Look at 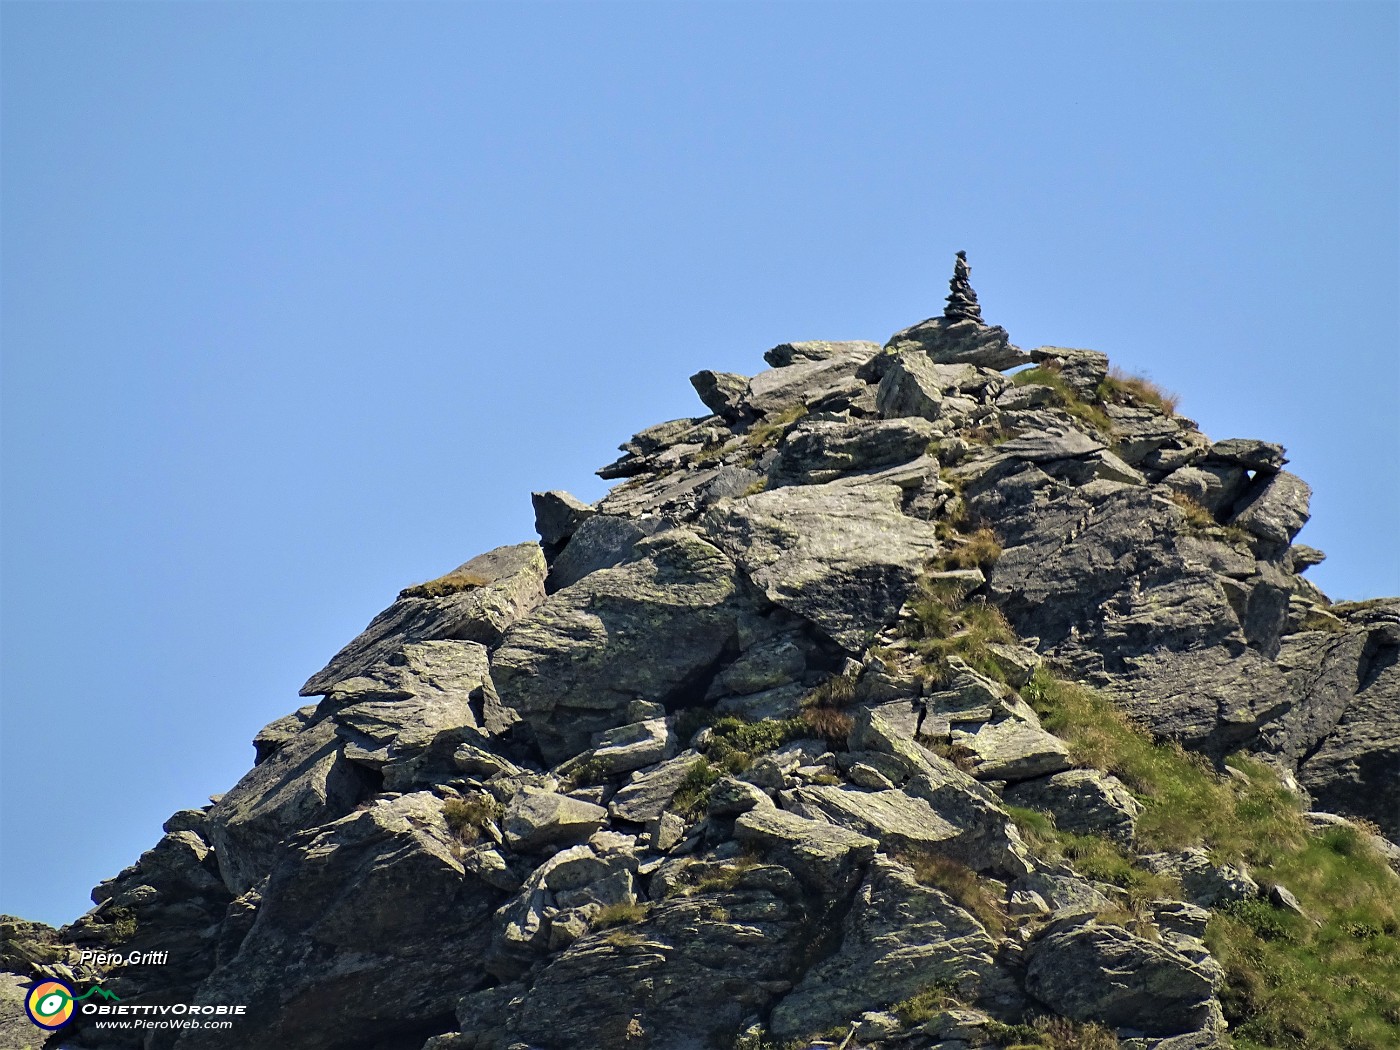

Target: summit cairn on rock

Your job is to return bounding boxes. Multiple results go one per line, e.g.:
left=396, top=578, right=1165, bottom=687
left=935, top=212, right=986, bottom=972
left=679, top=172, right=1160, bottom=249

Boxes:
left=3, top=265, right=1397, bottom=1050
left=944, top=249, right=984, bottom=322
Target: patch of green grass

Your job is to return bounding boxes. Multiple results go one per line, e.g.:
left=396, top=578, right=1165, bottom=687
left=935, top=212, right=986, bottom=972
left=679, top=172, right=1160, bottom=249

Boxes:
left=1096, top=366, right=1179, bottom=416
left=902, top=573, right=1018, bottom=685
left=1021, top=667, right=1400, bottom=1048
left=743, top=404, right=808, bottom=451
left=987, top=1015, right=1120, bottom=1049
left=1010, top=364, right=1112, bottom=434
left=671, top=758, right=723, bottom=819
left=892, top=981, right=960, bottom=1024
left=1168, top=491, right=1253, bottom=546
left=399, top=569, right=491, bottom=600
left=592, top=901, right=647, bottom=929
left=442, top=794, right=504, bottom=845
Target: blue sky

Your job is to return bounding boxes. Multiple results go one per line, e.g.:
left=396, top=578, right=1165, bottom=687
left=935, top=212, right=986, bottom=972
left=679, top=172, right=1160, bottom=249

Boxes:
left=2, top=2, right=1395, bottom=926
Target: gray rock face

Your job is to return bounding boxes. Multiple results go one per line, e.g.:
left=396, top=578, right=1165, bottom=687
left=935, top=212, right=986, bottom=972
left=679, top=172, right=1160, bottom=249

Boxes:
left=702, top=482, right=939, bottom=651
left=785, top=784, right=963, bottom=854
left=1029, top=347, right=1109, bottom=399
left=492, top=529, right=755, bottom=763
left=885, top=317, right=1031, bottom=371
left=1026, top=917, right=1219, bottom=1035
left=746, top=345, right=881, bottom=418
left=300, top=542, right=546, bottom=696
left=172, top=793, right=498, bottom=1050
left=608, top=752, right=700, bottom=824
left=769, top=857, right=1002, bottom=1038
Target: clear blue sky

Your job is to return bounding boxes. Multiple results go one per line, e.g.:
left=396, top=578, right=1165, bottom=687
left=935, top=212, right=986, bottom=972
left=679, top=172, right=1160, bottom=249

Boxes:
left=2, top=3, right=1396, bottom=927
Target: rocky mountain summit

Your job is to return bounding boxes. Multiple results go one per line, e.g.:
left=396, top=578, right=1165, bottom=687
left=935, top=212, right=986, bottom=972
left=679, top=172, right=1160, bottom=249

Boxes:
left=5, top=258, right=1398, bottom=1050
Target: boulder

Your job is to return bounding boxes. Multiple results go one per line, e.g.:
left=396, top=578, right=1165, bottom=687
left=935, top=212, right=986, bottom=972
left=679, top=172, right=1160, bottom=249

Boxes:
left=785, top=785, right=964, bottom=854
left=964, top=720, right=1071, bottom=782
left=300, top=542, right=546, bottom=696
left=588, top=717, right=673, bottom=777
left=770, top=418, right=937, bottom=480
left=885, top=317, right=1031, bottom=371
left=532, top=490, right=595, bottom=551
left=765, top=340, right=881, bottom=367
left=608, top=753, right=700, bottom=824
left=1228, top=470, right=1311, bottom=546
left=1207, top=438, right=1286, bottom=472
left=1026, top=917, right=1218, bottom=1035
left=746, top=347, right=880, bottom=418
left=1142, top=848, right=1259, bottom=907
left=1029, top=347, right=1109, bottom=399
left=702, top=482, right=939, bottom=651
left=690, top=370, right=750, bottom=421
left=503, top=789, right=608, bottom=852
left=1004, top=769, right=1143, bottom=842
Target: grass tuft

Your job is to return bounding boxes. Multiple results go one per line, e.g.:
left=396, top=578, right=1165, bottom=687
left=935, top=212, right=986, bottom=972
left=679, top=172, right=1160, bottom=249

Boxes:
left=1011, top=363, right=1113, bottom=433
left=1097, top=366, right=1179, bottom=416
left=592, top=901, right=647, bottom=929
left=897, top=850, right=1006, bottom=936
left=399, top=569, right=491, bottom=600
left=442, top=794, right=504, bottom=845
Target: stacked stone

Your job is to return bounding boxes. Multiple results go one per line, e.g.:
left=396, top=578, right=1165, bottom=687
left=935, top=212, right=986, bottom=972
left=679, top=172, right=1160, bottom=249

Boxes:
left=944, top=249, right=984, bottom=322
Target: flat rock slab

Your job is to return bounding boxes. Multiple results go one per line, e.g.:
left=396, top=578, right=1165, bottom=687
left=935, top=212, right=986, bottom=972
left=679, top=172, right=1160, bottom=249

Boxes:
left=734, top=807, right=876, bottom=893
left=786, top=785, right=961, bottom=854
left=965, top=720, right=1071, bottom=781
left=703, top=482, right=939, bottom=651
left=301, top=542, right=545, bottom=696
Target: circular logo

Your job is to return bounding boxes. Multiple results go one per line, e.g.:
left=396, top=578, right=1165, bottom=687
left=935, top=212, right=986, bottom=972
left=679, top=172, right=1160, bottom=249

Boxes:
left=25, top=979, right=76, bottom=1030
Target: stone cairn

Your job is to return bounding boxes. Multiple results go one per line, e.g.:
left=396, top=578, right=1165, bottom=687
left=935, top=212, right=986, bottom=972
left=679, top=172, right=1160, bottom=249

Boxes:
left=944, top=249, right=984, bottom=323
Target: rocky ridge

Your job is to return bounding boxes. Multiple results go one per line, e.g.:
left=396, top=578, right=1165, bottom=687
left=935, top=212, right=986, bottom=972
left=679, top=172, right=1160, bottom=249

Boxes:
left=4, top=271, right=1398, bottom=1050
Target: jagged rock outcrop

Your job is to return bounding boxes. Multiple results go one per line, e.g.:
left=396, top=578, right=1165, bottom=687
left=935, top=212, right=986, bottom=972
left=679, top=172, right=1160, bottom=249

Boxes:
left=6, top=260, right=1395, bottom=1050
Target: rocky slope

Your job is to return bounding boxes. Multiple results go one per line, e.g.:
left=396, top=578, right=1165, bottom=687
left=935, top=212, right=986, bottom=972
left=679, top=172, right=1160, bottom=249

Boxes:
left=5, top=275, right=1398, bottom=1050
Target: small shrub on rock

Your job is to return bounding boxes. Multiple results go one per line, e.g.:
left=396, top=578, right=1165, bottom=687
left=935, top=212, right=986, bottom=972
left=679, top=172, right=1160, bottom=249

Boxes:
left=442, top=794, right=503, bottom=845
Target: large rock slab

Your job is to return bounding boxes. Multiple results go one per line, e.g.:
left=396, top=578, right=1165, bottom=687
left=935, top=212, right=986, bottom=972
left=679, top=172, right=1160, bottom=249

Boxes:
left=785, top=785, right=962, bottom=854
left=300, top=542, right=546, bottom=696
left=504, top=789, right=608, bottom=853
left=884, top=317, right=1030, bottom=371
left=770, top=418, right=937, bottom=480
left=964, top=720, right=1072, bottom=782
left=608, top=752, right=699, bottom=824
left=1026, top=916, right=1219, bottom=1035
left=702, top=482, right=940, bottom=651
left=765, top=340, right=881, bottom=367
left=734, top=807, right=877, bottom=893
left=1228, top=470, right=1311, bottom=546
left=491, top=529, right=756, bottom=763
left=769, top=857, right=1003, bottom=1038
left=171, top=793, right=498, bottom=1050
left=746, top=346, right=880, bottom=418
left=545, top=513, right=653, bottom=592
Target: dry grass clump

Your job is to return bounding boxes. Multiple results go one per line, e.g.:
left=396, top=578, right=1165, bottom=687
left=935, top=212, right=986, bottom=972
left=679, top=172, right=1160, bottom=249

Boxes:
left=1098, top=366, right=1179, bottom=416
left=400, top=569, right=491, bottom=600
left=897, top=850, right=1006, bottom=936
left=442, top=794, right=503, bottom=845
left=592, top=901, right=647, bottom=929
left=934, top=526, right=1003, bottom=570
